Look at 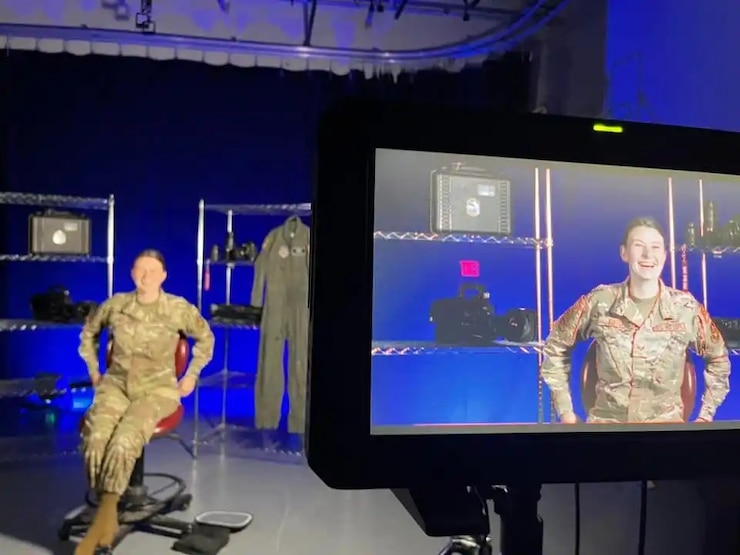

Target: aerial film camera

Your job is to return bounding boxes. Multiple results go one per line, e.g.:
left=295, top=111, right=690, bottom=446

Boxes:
left=430, top=164, right=512, bottom=236
left=429, top=285, right=537, bottom=346
left=30, top=287, right=99, bottom=324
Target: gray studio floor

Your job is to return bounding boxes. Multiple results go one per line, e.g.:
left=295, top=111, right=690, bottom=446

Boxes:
left=0, top=420, right=711, bottom=555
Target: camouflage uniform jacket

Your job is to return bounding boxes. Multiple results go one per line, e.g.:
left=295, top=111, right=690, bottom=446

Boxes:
left=541, top=280, right=730, bottom=423
left=79, top=291, right=215, bottom=389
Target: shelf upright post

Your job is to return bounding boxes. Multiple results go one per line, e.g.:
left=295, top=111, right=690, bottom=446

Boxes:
left=106, top=194, right=115, bottom=299
left=193, top=199, right=206, bottom=457
left=667, top=178, right=677, bottom=289
left=698, top=179, right=709, bottom=309
left=534, top=169, right=543, bottom=424
left=544, top=168, right=556, bottom=423
left=222, top=209, right=235, bottom=434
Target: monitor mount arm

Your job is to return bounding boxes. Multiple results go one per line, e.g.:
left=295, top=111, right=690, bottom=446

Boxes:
left=395, top=484, right=543, bottom=555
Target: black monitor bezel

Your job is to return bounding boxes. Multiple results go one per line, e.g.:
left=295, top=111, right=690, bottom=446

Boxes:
left=308, top=98, right=740, bottom=489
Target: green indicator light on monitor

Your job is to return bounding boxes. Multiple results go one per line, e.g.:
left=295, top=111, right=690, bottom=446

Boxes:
left=593, top=123, right=624, bottom=133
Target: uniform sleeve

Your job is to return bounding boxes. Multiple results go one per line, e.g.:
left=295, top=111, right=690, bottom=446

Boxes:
left=182, top=303, right=215, bottom=380
left=540, top=294, right=595, bottom=418
left=78, top=299, right=114, bottom=379
left=691, top=303, right=730, bottom=421
left=250, top=233, right=272, bottom=307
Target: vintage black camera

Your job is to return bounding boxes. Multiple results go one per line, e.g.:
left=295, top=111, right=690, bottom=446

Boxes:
left=687, top=201, right=740, bottom=248
left=429, top=284, right=537, bottom=346
left=210, top=233, right=258, bottom=263
left=430, top=163, right=512, bottom=236
left=30, top=287, right=99, bottom=324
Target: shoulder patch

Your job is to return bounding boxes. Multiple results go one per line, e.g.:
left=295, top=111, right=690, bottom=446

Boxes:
left=697, top=303, right=723, bottom=344
left=555, top=294, right=590, bottom=326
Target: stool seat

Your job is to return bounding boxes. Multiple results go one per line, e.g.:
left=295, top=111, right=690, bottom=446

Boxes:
left=78, top=404, right=184, bottom=438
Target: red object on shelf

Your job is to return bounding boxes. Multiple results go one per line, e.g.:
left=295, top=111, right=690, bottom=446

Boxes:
left=459, top=260, right=480, bottom=278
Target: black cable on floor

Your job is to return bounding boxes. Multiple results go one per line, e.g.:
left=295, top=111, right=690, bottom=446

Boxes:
left=637, top=480, right=648, bottom=555
left=574, top=483, right=581, bottom=555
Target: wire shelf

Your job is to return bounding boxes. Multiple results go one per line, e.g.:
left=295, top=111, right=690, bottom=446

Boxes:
left=199, top=369, right=255, bottom=389
left=0, top=434, right=81, bottom=464
left=0, top=254, right=106, bottom=263
left=208, top=260, right=254, bottom=267
left=371, top=340, right=543, bottom=355
left=209, top=320, right=259, bottom=330
left=204, top=203, right=311, bottom=216
left=0, top=192, right=110, bottom=210
left=0, top=377, right=92, bottom=399
left=0, top=319, right=83, bottom=332
left=373, top=231, right=543, bottom=246
left=686, top=245, right=740, bottom=256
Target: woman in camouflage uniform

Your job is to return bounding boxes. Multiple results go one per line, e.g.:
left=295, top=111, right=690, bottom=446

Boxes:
left=75, top=250, right=215, bottom=555
left=541, top=218, right=730, bottom=424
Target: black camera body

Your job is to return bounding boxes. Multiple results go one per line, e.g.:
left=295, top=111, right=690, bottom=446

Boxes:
left=30, top=287, right=99, bottom=324
left=430, top=284, right=537, bottom=346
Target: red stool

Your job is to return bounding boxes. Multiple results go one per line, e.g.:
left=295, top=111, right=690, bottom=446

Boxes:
left=59, top=332, right=194, bottom=547
left=580, top=341, right=697, bottom=422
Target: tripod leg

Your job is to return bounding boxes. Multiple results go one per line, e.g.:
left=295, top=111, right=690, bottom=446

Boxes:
left=493, top=484, right=543, bottom=555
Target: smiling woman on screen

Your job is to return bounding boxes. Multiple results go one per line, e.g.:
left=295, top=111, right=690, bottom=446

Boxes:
left=540, top=217, right=730, bottom=425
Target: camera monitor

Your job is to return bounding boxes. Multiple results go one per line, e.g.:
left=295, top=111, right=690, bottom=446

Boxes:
left=308, top=100, right=740, bottom=495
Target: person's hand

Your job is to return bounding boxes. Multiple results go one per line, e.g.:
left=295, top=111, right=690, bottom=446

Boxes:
left=560, top=411, right=579, bottom=424
left=178, top=375, right=197, bottom=398
left=91, top=373, right=102, bottom=388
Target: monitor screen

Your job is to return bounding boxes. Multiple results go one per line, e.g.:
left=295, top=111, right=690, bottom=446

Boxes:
left=371, top=147, right=740, bottom=435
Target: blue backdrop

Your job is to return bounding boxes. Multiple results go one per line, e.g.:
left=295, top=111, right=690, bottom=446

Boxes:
left=0, top=50, right=529, bottom=435
left=371, top=149, right=740, bottom=427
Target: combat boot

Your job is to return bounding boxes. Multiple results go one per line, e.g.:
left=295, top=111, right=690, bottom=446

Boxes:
left=73, top=491, right=120, bottom=555
left=95, top=492, right=121, bottom=549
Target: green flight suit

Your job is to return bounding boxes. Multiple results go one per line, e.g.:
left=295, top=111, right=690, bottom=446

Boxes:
left=250, top=217, right=310, bottom=433
left=78, top=291, right=215, bottom=494
left=541, top=279, right=730, bottom=423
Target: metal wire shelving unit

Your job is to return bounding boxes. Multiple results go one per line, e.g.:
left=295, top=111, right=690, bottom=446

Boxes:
left=669, top=178, right=740, bottom=357
left=192, top=200, right=311, bottom=457
left=0, top=192, right=115, bottom=461
left=372, top=168, right=556, bottom=423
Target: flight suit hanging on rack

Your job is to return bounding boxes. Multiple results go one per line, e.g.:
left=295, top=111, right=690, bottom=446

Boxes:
left=250, top=216, right=310, bottom=433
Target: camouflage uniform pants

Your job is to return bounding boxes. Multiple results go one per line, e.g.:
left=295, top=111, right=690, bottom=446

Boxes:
left=81, top=376, right=180, bottom=495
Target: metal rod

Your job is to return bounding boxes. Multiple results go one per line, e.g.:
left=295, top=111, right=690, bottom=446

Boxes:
left=285, top=0, right=552, bottom=19
left=106, top=194, right=115, bottom=299
left=698, top=179, right=708, bottom=309
left=197, top=200, right=205, bottom=312
left=303, top=0, right=318, bottom=46
left=533, top=168, right=543, bottom=424
left=667, top=177, right=676, bottom=289
left=193, top=199, right=206, bottom=458
left=544, top=168, right=555, bottom=423
left=222, top=210, right=234, bottom=432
